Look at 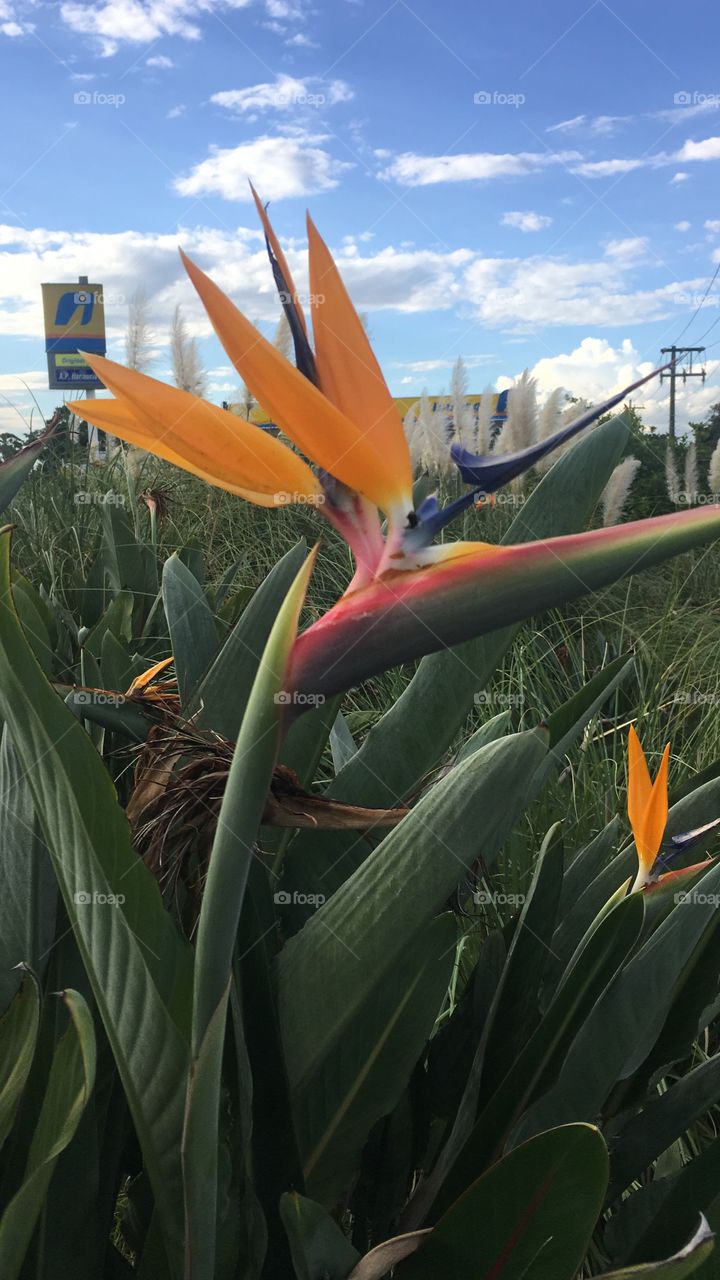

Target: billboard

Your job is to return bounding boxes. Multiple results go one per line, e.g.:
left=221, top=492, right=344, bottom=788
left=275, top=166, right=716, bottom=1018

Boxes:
left=41, top=282, right=106, bottom=390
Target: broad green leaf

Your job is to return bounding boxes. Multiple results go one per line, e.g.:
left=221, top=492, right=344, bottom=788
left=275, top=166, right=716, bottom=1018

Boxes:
left=192, top=540, right=308, bottom=740
left=12, top=582, right=53, bottom=676
left=183, top=550, right=315, bottom=1280
left=429, top=894, right=643, bottom=1221
left=0, top=526, right=190, bottom=1272
left=0, top=423, right=56, bottom=516
left=82, top=590, right=134, bottom=659
left=282, top=649, right=631, bottom=933
left=559, top=818, right=622, bottom=918
left=402, top=1124, right=608, bottom=1280
left=0, top=990, right=96, bottom=1280
left=278, top=730, right=547, bottom=1115
left=598, top=1216, right=714, bottom=1278
left=299, top=914, right=457, bottom=1206
left=607, top=1055, right=720, bottom=1202
left=279, top=1193, right=359, bottom=1280
left=407, top=826, right=564, bottom=1229
left=162, top=553, right=220, bottom=708
left=0, top=727, right=57, bottom=1011
left=0, top=976, right=40, bottom=1149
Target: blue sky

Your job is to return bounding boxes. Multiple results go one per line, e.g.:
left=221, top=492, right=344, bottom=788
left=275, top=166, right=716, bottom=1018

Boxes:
left=2, top=0, right=720, bottom=435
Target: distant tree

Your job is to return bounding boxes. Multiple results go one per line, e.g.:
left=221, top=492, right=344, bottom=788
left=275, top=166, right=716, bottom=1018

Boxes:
left=170, top=304, right=206, bottom=397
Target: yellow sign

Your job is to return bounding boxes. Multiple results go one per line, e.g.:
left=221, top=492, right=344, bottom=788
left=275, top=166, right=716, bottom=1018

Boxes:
left=41, top=283, right=106, bottom=344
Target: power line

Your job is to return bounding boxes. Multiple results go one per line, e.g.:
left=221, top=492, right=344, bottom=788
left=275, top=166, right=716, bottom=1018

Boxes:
left=674, top=260, right=720, bottom=344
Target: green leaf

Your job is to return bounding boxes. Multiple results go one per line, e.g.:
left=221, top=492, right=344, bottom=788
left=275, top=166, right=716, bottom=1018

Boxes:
left=279, top=1193, right=360, bottom=1280
left=0, top=422, right=56, bottom=516
left=0, top=727, right=57, bottom=1011
left=299, top=914, right=458, bottom=1206
left=0, top=526, right=191, bottom=1273
left=429, top=893, right=643, bottom=1221
left=192, top=540, right=308, bottom=740
left=82, top=590, right=134, bottom=659
left=0, top=989, right=96, bottom=1280
left=279, top=729, right=547, bottom=1193
left=597, top=1217, right=714, bottom=1278
left=401, top=1124, right=608, bottom=1280
left=607, top=1055, right=720, bottom=1202
left=162, top=553, right=220, bottom=708
left=183, top=549, right=316, bottom=1280
left=0, top=976, right=40, bottom=1149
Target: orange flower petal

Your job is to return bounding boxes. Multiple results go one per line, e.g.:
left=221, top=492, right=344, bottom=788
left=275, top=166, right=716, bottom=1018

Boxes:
left=640, top=742, right=670, bottom=864
left=306, top=214, right=412, bottom=505
left=72, top=356, right=322, bottom=508
left=627, top=725, right=653, bottom=859
left=126, top=656, right=174, bottom=695
left=179, top=250, right=399, bottom=514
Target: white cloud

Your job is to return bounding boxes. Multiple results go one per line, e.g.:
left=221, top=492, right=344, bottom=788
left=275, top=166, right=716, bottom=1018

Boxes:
left=671, top=171, right=689, bottom=183
left=379, top=149, right=580, bottom=186
left=210, top=75, right=352, bottom=115
left=146, top=53, right=174, bottom=67
left=676, top=135, right=720, bottom=162
left=286, top=32, right=317, bottom=46
left=705, top=220, right=720, bottom=233
left=501, top=210, right=552, bottom=233
left=675, top=220, right=691, bottom=232
left=546, top=114, right=586, bottom=134
left=572, top=157, right=646, bottom=178
left=604, top=236, right=649, bottom=261
left=462, top=252, right=708, bottom=330
left=174, top=134, right=352, bottom=201
left=167, top=103, right=185, bottom=118
left=59, top=0, right=251, bottom=55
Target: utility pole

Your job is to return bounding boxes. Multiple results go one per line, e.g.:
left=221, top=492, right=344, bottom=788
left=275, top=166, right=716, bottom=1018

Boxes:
left=660, top=346, right=706, bottom=440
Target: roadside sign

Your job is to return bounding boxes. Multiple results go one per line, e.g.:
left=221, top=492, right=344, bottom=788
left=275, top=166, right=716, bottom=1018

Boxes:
left=41, top=282, right=106, bottom=390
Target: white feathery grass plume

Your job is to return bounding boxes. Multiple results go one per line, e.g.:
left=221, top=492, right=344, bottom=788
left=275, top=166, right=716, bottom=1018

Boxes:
left=404, top=400, right=427, bottom=473
left=684, top=440, right=698, bottom=505
left=170, top=304, right=207, bottom=397
left=125, top=290, right=153, bottom=372
left=665, top=444, right=681, bottom=505
left=562, top=395, right=592, bottom=425
left=601, top=456, right=641, bottom=527
left=450, top=356, right=472, bottom=448
left=497, top=369, right=538, bottom=455
left=534, top=387, right=566, bottom=475
left=422, top=392, right=452, bottom=476
left=273, top=311, right=293, bottom=362
left=474, top=386, right=495, bottom=454
left=708, top=438, right=720, bottom=498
